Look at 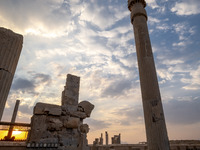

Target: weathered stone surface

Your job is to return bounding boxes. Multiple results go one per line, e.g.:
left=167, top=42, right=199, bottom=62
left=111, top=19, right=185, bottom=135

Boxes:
left=66, top=105, right=78, bottom=112
left=29, top=74, right=94, bottom=150
left=34, top=102, right=61, bottom=116
left=29, top=115, right=47, bottom=142
left=111, top=134, right=121, bottom=144
left=63, top=117, right=80, bottom=128
left=62, top=74, right=80, bottom=106
left=128, top=1, right=170, bottom=150
left=78, top=101, right=94, bottom=117
left=40, top=137, right=58, bottom=143
left=70, top=111, right=87, bottom=119
left=0, top=27, right=23, bottom=120
left=60, top=115, right=70, bottom=122
left=80, top=124, right=89, bottom=133
left=47, top=118, right=63, bottom=131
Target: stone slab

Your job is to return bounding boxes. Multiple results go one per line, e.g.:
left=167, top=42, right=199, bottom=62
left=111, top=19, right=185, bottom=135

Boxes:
left=34, top=102, right=61, bottom=116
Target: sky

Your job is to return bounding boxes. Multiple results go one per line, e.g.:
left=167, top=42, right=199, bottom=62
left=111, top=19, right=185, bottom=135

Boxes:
left=0, top=0, right=200, bottom=144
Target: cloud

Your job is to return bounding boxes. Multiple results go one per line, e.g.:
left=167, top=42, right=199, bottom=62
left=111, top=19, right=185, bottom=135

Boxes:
left=10, top=72, right=52, bottom=96
left=146, top=0, right=159, bottom=9
left=164, top=98, right=200, bottom=125
left=172, top=22, right=195, bottom=47
left=0, top=0, right=74, bottom=37
left=102, top=78, right=133, bottom=97
left=181, top=65, right=200, bottom=90
left=113, top=106, right=144, bottom=126
left=85, top=118, right=111, bottom=131
left=171, top=0, right=200, bottom=15
left=111, top=97, right=200, bottom=126
left=12, top=78, right=35, bottom=91
left=79, top=0, right=129, bottom=30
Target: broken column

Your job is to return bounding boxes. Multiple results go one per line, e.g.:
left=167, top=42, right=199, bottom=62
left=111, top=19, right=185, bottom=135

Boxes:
left=105, top=131, right=108, bottom=145
left=0, top=27, right=23, bottom=120
left=62, top=74, right=80, bottom=106
left=28, top=74, right=94, bottom=150
left=99, top=133, right=103, bottom=145
left=128, top=0, right=170, bottom=149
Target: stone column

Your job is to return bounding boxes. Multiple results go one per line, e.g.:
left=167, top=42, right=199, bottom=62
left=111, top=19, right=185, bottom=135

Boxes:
left=0, top=28, right=23, bottom=120
left=118, top=133, right=121, bottom=144
left=105, top=131, right=108, bottom=145
left=128, top=0, right=170, bottom=149
left=7, top=100, right=20, bottom=139
left=99, top=133, right=103, bottom=145
left=61, top=74, right=80, bottom=106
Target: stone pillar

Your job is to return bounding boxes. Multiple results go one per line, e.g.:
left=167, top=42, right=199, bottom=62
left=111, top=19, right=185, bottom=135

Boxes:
left=118, top=133, right=121, bottom=144
left=0, top=27, right=23, bottom=121
left=62, top=74, right=80, bottom=106
left=128, top=0, right=170, bottom=150
left=99, top=133, right=103, bottom=145
left=7, top=100, right=20, bottom=139
left=105, top=131, right=108, bottom=145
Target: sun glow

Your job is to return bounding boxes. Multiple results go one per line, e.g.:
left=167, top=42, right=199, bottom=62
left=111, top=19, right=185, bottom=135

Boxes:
left=12, top=129, right=22, bottom=136
left=0, top=129, right=28, bottom=141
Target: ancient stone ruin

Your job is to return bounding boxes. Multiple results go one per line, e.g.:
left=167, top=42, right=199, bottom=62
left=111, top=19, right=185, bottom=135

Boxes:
left=111, top=134, right=121, bottom=144
left=28, top=74, right=94, bottom=150
left=92, top=132, right=121, bottom=146
left=0, top=27, right=23, bottom=121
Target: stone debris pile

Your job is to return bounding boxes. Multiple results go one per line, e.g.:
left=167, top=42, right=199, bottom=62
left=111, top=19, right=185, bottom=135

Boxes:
left=28, top=74, right=94, bottom=150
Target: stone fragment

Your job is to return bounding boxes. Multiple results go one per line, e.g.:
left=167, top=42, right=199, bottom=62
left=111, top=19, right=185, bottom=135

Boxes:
left=62, top=74, right=80, bottom=106
left=63, top=117, right=80, bottom=128
left=34, top=102, right=61, bottom=116
left=78, top=101, right=94, bottom=117
left=70, top=111, right=87, bottom=119
left=80, top=124, right=89, bottom=133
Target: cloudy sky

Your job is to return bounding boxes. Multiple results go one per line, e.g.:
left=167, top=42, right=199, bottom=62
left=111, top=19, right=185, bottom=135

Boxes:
left=1, top=0, right=200, bottom=144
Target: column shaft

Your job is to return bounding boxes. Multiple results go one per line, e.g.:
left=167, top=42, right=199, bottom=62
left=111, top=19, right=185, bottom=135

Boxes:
left=0, top=28, right=23, bottom=120
left=128, top=1, right=170, bottom=149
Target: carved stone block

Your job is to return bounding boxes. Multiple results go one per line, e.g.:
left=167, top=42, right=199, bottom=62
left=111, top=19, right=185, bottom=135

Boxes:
left=34, top=102, right=62, bottom=116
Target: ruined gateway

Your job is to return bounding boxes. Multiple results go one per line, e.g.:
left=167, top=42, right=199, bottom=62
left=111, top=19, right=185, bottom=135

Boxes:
left=28, top=74, right=94, bottom=150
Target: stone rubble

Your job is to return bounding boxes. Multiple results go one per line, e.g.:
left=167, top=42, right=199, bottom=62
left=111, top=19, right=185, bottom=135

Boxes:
left=28, top=74, right=94, bottom=150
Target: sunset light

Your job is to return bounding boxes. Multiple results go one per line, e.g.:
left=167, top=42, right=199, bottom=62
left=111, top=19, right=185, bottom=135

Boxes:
left=0, top=129, right=28, bottom=141
left=0, top=0, right=200, bottom=146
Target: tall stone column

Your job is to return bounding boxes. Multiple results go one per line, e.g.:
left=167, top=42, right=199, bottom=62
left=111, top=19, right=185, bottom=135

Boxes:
left=127, top=0, right=170, bottom=149
left=0, top=28, right=23, bottom=121
left=61, top=74, right=80, bottom=106
left=105, top=131, right=108, bottom=145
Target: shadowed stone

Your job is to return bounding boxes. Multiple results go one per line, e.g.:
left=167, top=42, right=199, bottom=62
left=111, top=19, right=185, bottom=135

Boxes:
left=34, top=102, right=61, bottom=116
left=62, top=74, right=80, bottom=106
left=29, top=74, right=94, bottom=150
left=128, top=0, right=170, bottom=149
left=63, top=117, right=80, bottom=128
left=29, top=115, right=47, bottom=142
left=80, top=124, right=89, bottom=133
left=78, top=101, right=94, bottom=117
left=0, top=27, right=23, bottom=120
